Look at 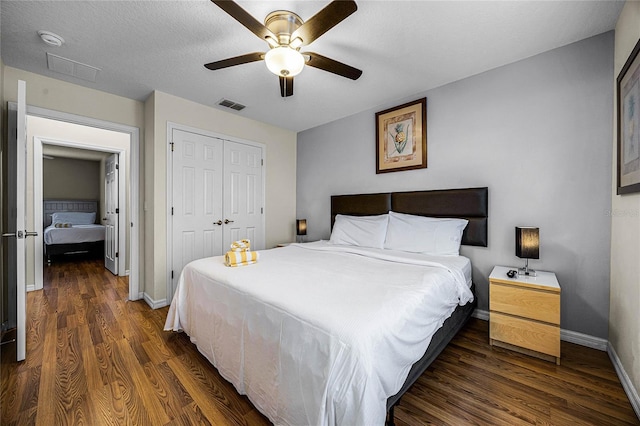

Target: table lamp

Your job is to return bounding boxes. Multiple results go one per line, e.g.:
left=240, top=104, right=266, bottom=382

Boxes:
left=516, top=226, right=539, bottom=276
left=296, top=219, right=307, bottom=243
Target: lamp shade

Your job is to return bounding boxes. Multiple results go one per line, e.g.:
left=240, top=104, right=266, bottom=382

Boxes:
left=515, top=227, right=539, bottom=259
left=296, top=219, right=307, bottom=236
left=265, top=46, right=305, bottom=77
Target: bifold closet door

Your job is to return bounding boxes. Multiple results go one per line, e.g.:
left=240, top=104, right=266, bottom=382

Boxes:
left=171, top=129, right=224, bottom=289
left=223, top=140, right=264, bottom=250
left=170, top=129, right=264, bottom=298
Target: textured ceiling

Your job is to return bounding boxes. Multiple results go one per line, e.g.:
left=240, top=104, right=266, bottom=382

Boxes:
left=1, top=0, right=623, bottom=132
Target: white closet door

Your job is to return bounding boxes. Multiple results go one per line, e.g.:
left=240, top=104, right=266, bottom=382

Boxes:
left=223, top=140, right=264, bottom=250
left=171, top=129, right=224, bottom=295
left=104, top=153, right=119, bottom=275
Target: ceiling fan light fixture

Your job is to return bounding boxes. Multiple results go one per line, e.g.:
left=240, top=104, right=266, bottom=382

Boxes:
left=265, top=46, right=304, bottom=77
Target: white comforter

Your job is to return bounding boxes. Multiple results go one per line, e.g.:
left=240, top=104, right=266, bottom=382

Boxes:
left=43, top=224, right=106, bottom=245
left=164, top=241, right=474, bottom=426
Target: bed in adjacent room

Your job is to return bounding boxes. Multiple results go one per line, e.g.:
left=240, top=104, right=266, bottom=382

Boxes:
left=43, top=200, right=105, bottom=264
left=165, top=187, right=488, bottom=426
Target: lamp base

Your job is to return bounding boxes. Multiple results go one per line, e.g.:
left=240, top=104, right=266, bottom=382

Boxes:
left=518, top=267, right=536, bottom=277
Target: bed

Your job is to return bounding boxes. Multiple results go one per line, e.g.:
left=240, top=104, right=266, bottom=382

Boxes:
left=43, top=200, right=106, bottom=264
left=165, top=187, right=488, bottom=425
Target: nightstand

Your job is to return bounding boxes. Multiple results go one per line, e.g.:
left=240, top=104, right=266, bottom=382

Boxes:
left=489, top=266, right=561, bottom=364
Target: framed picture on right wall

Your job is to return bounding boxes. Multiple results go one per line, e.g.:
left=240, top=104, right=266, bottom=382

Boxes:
left=617, top=37, right=640, bottom=195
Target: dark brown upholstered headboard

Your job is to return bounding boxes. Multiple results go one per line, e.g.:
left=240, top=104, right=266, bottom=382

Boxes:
left=331, top=187, right=488, bottom=247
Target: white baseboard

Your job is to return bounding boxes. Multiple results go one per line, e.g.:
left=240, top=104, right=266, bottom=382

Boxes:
left=561, top=328, right=608, bottom=351
left=143, top=292, right=167, bottom=309
left=26, top=283, right=36, bottom=292
left=125, top=269, right=130, bottom=276
left=472, top=308, right=489, bottom=321
left=608, top=343, right=640, bottom=420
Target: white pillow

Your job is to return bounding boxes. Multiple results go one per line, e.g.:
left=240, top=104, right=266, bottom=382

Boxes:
left=51, top=211, right=96, bottom=225
left=384, top=211, right=468, bottom=256
left=329, top=214, right=389, bottom=248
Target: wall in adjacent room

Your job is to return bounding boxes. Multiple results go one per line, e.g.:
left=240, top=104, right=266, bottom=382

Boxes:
left=610, top=0, right=640, bottom=414
left=43, top=157, right=100, bottom=200
left=297, top=32, right=614, bottom=339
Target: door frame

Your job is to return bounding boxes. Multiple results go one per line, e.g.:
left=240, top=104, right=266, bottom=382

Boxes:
left=165, top=121, right=266, bottom=302
left=33, top=137, right=127, bottom=288
left=12, top=103, right=141, bottom=301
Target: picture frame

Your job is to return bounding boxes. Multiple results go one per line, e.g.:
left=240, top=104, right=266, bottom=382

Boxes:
left=617, top=37, right=640, bottom=195
left=375, top=98, right=427, bottom=174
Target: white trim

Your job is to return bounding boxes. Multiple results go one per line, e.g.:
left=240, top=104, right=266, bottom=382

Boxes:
left=561, top=328, right=608, bottom=351
left=33, top=139, right=43, bottom=290
left=472, top=308, right=489, bottom=321
left=24, top=105, right=141, bottom=301
left=608, top=343, right=640, bottom=420
left=165, top=122, right=267, bottom=303
left=26, top=284, right=35, bottom=292
left=143, top=292, right=167, bottom=310
left=166, top=122, right=173, bottom=307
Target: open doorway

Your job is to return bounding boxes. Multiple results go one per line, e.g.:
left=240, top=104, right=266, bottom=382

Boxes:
left=22, top=108, right=140, bottom=301
left=33, top=139, right=126, bottom=282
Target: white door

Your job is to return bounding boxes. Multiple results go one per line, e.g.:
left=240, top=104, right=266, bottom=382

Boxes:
left=171, top=129, right=224, bottom=295
left=223, top=141, right=264, bottom=249
left=104, top=154, right=118, bottom=275
left=4, top=80, right=28, bottom=361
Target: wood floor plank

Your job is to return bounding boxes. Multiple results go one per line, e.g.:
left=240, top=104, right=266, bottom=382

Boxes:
left=1, top=258, right=638, bottom=426
left=165, top=357, right=233, bottom=425
left=116, top=338, right=172, bottom=425
left=34, top=311, right=58, bottom=426
left=54, top=326, right=90, bottom=424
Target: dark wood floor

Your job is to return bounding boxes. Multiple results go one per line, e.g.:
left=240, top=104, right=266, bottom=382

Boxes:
left=1, top=258, right=638, bottom=425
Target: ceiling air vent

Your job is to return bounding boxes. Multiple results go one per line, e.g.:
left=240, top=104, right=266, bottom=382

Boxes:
left=218, top=99, right=246, bottom=111
left=46, top=52, right=100, bottom=82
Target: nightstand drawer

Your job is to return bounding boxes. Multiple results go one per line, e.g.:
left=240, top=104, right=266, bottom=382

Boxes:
left=490, top=282, right=560, bottom=325
left=490, top=312, right=560, bottom=357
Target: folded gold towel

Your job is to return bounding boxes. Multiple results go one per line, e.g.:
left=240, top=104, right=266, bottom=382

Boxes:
left=54, top=223, right=72, bottom=228
left=230, top=239, right=251, bottom=252
left=224, top=250, right=259, bottom=267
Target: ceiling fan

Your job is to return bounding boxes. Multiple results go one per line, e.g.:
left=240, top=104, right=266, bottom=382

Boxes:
left=205, top=0, right=362, bottom=97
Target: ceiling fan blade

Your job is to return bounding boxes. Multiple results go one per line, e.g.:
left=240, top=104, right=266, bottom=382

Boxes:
left=279, top=76, right=294, bottom=97
left=291, top=0, right=357, bottom=46
left=211, top=0, right=277, bottom=45
left=204, top=52, right=264, bottom=70
left=303, top=52, right=362, bottom=80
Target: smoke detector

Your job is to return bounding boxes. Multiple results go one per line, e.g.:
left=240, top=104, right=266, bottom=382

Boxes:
left=38, top=30, right=64, bottom=47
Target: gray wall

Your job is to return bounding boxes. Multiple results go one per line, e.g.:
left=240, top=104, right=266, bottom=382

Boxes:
left=297, top=32, right=614, bottom=339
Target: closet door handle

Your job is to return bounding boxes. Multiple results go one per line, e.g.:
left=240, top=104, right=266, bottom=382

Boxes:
left=224, top=219, right=234, bottom=224
left=214, top=220, right=222, bottom=226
